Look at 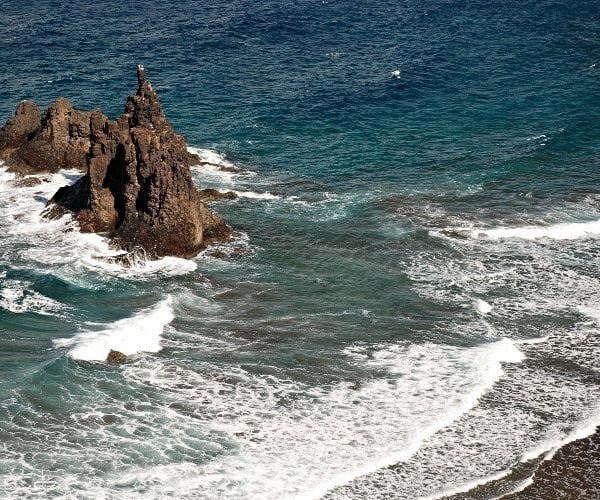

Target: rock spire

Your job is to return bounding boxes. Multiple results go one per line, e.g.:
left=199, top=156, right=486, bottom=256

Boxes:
left=0, top=66, right=232, bottom=259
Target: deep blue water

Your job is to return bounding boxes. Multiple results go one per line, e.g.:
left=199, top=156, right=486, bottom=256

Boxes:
left=1, top=0, right=600, bottom=498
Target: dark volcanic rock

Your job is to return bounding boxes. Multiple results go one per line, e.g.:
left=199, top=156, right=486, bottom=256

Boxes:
left=199, top=188, right=238, bottom=201
left=0, top=101, right=41, bottom=154
left=49, top=65, right=232, bottom=258
left=106, top=349, right=127, bottom=364
left=0, top=98, right=91, bottom=173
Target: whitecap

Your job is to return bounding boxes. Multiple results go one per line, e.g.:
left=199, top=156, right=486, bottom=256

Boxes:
left=54, top=297, right=174, bottom=361
left=0, top=279, right=64, bottom=316
left=474, top=298, right=492, bottom=315
left=119, top=338, right=523, bottom=499
left=232, top=190, right=280, bottom=200
left=473, top=219, right=600, bottom=240
left=526, top=134, right=547, bottom=141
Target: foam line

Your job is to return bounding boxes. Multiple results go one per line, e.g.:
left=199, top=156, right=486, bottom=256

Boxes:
left=520, top=415, right=600, bottom=463
left=473, top=219, right=600, bottom=240
left=300, top=339, right=524, bottom=499
left=425, top=412, right=600, bottom=500
left=419, top=469, right=513, bottom=500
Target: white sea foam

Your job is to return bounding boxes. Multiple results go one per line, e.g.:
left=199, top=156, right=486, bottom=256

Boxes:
left=422, top=410, right=600, bottom=500
left=480, top=412, right=600, bottom=498
left=401, top=199, right=600, bottom=498
left=475, top=298, right=493, bottom=315
left=54, top=297, right=173, bottom=361
left=520, top=412, right=600, bottom=463
left=0, top=166, right=196, bottom=281
left=281, top=191, right=364, bottom=222
left=81, top=249, right=197, bottom=278
left=191, top=163, right=239, bottom=186
left=515, top=335, right=551, bottom=345
left=526, top=134, right=547, bottom=141
left=473, top=219, right=600, bottom=240
left=420, top=469, right=513, bottom=500
left=525, top=133, right=548, bottom=146
left=301, top=339, right=524, bottom=499
left=0, top=279, right=64, bottom=315
left=188, top=149, right=362, bottom=221
left=577, top=304, right=600, bottom=324
left=117, top=338, right=523, bottom=499
left=197, top=230, right=253, bottom=260
left=188, top=146, right=254, bottom=187
left=232, top=190, right=280, bottom=200
left=187, top=146, right=238, bottom=171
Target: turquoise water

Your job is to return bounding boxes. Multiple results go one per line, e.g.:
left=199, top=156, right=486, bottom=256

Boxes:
left=1, top=0, right=600, bottom=498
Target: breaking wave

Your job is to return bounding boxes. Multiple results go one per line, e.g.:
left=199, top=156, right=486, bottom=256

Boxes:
left=54, top=297, right=174, bottom=361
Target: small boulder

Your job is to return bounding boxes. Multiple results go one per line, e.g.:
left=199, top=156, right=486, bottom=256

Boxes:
left=106, top=349, right=127, bottom=364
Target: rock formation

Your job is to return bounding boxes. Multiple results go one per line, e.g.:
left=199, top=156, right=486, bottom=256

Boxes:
left=50, top=65, right=232, bottom=258
left=0, top=98, right=91, bottom=173
left=199, top=188, right=238, bottom=201
left=0, top=101, right=41, bottom=153
left=0, top=65, right=232, bottom=259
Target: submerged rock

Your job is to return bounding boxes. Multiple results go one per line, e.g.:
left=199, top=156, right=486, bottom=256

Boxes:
left=199, top=188, right=238, bottom=201
left=197, top=160, right=242, bottom=174
left=45, top=65, right=232, bottom=258
left=106, top=349, right=127, bottom=364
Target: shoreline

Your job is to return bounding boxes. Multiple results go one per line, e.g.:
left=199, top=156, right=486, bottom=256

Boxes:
left=502, top=425, right=600, bottom=499
left=440, top=426, right=600, bottom=499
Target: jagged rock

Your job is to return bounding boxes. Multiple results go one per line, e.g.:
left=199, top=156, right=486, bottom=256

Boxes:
left=199, top=188, right=238, bottom=201
left=49, top=65, right=232, bottom=258
left=0, top=101, right=41, bottom=153
left=0, top=98, right=91, bottom=173
left=187, top=150, right=201, bottom=165
left=106, top=349, right=127, bottom=363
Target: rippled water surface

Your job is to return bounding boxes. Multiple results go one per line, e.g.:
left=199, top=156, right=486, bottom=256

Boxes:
left=1, top=0, right=600, bottom=498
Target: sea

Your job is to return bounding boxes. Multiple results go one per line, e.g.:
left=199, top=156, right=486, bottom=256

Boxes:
left=0, top=0, right=599, bottom=498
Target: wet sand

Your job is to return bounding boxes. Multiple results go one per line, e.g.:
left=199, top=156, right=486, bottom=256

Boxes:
left=442, top=426, right=600, bottom=500
left=503, top=426, right=600, bottom=500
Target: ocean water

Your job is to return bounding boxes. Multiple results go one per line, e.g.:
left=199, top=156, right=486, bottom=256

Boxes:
left=1, top=0, right=600, bottom=498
